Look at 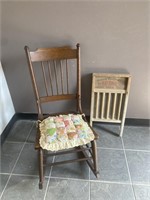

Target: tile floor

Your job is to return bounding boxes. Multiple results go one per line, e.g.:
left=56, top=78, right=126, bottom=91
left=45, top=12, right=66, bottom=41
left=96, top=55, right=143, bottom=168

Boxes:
left=0, top=120, right=150, bottom=200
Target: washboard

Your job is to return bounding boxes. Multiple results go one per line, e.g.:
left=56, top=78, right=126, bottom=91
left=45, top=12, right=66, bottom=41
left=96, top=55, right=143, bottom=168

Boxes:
left=90, top=73, right=131, bottom=136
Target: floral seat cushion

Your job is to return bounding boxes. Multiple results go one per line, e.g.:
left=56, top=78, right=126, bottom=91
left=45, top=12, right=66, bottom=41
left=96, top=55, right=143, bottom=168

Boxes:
left=39, top=114, right=94, bottom=151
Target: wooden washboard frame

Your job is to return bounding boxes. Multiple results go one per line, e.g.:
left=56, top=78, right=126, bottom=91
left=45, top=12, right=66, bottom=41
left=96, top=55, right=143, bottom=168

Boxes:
left=90, top=73, right=131, bottom=137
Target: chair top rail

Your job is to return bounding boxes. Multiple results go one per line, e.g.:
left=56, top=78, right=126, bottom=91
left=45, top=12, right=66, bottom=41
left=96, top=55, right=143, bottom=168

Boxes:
left=28, top=48, right=78, bottom=62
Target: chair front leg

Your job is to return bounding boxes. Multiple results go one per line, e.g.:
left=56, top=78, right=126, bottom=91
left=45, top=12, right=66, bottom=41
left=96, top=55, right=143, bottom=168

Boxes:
left=39, top=148, right=44, bottom=189
left=91, top=140, right=99, bottom=177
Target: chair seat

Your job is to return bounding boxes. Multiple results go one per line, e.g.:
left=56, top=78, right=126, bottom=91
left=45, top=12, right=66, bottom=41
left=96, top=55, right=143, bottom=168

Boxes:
left=39, top=114, right=94, bottom=151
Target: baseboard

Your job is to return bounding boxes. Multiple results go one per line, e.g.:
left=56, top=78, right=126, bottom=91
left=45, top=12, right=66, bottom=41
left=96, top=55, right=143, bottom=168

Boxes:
left=14, top=113, right=150, bottom=127
left=1, top=112, right=149, bottom=145
left=125, top=118, right=150, bottom=127
left=0, top=113, right=38, bottom=145
left=1, top=114, right=19, bottom=144
left=86, top=116, right=150, bottom=127
left=16, top=112, right=38, bottom=120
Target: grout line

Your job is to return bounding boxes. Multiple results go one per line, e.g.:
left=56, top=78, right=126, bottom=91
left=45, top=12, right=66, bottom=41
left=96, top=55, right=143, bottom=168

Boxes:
left=122, top=148, right=150, bottom=153
left=5, top=141, right=34, bottom=145
left=0, top=122, right=35, bottom=199
left=97, top=147, right=124, bottom=151
left=90, top=180, right=131, bottom=185
left=44, top=155, right=56, bottom=200
left=121, top=138, right=136, bottom=200
left=48, top=176, right=131, bottom=185
left=0, top=172, right=10, bottom=175
left=0, top=174, right=11, bottom=199
left=97, top=146, right=150, bottom=153
left=89, top=167, right=90, bottom=200
left=5, top=141, right=150, bottom=152
left=11, top=173, right=39, bottom=178
left=49, top=175, right=90, bottom=182
left=23, top=142, right=34, bottom=144
left=3, top=171, right=148, bottom=186
left=5, top=141, right=25, bottom=144
left=0, top=172, right=49, bottom=179
left=26, top=121, right=36, bottom=141
left=0, top=172, right=38, bottom=178
left=90, top=179, right=131, bottom=185
left=1, top=173, right=149, bottom=186
left=131, top=182, right=150, bottom=187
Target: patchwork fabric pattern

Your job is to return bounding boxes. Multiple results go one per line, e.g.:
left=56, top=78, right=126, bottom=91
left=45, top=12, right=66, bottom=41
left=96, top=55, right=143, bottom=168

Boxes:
left=39, top=114, right=94, bottom=151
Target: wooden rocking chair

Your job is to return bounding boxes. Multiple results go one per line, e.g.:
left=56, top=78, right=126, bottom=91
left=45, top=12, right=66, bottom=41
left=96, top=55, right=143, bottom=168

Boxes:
left=24, top=43, right=99, bottom=189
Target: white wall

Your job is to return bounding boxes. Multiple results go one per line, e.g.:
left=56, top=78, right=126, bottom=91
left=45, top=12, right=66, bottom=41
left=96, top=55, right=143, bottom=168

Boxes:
left=0, top=62, right=15, bottom=135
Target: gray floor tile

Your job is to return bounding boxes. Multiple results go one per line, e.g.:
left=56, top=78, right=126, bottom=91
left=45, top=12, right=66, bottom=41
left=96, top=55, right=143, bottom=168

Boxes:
left=133, top=185, right=150, bottom=200
left=126, top=151, right=150, bottom=184
left=1, top=175, right=47, bottom=200
left=0, top=174, right=9, bottom=196
left=45, top=178, right=89, bottom=200
left=123, top=126, right=150, bottom=151
left=1, top=143, right=23, bottom=173
left=13, top=143, right=53, bottom=176
left=90, top=148, right=130, bottom=183
left=90, top=182, right=135, bottom=200
left=94, top=124, right=123, bottom=149
left=12, top=143, right=39, bottom=176
left=51, top=152, right=89, bottom=180
left=6, top=120, right=34, bottom=143
left=94, top=123, right=121, bottom=135
left=26, top=122, right=37, bottom=144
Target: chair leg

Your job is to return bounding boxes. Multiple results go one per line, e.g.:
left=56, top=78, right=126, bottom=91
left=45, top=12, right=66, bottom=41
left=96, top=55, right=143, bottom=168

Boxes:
left=39, top=148, right=44, bottom=189
left=91, top=140, right=99, bottom=177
